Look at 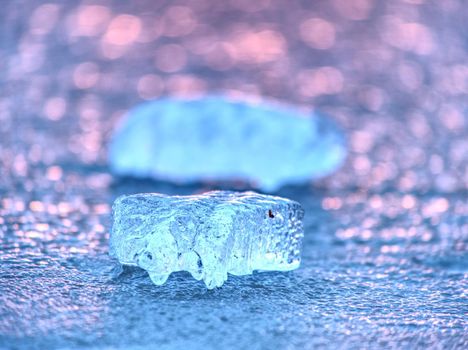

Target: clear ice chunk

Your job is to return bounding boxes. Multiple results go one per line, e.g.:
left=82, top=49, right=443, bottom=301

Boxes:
left=110, top=191, right=304, bottom=289
left=108, top=96, right=346, bottom=191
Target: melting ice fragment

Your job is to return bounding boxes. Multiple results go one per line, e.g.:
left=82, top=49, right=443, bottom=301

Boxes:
left=108, top=96, right=346, bottom=191
left=110, top=191, right=304, bottom=289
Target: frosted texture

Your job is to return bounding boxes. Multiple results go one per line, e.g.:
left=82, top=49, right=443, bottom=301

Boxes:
left=108, top=96, right=346, bottom=191
left=110, top=191, right=304, bottom=289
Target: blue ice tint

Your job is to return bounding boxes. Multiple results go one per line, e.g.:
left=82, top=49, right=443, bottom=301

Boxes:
left=108, top=96, right=346, bottom=191
left=110, top=191, right=304, bottom=289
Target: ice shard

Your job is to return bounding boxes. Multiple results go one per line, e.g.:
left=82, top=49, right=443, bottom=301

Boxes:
left=108, top=96, right=346, bottom=191
left=110, top=191, right=304, bottom=289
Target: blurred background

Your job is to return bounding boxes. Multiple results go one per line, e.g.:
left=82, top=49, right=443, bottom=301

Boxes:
left=1, top=1, right=467, bottom=349
left=2, top=0, right=467, bottom=191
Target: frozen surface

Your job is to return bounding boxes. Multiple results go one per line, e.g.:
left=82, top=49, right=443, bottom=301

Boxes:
left=111, top=191, right=304, bottom=288
left=109, top=97, right=346, bottom=191
left=1, top=0, right=468, bottom=349
left=1, top=186, right=466, bottom=349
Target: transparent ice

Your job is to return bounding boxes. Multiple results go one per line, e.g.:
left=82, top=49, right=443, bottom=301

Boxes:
left=108, top=96, right=346, bottom=191
left=110, top=191, right=304, bottom=289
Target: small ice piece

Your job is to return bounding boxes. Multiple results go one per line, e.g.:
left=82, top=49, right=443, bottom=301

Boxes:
left=108, top=96, right=346, bottom=191
left=110, top=191, right=304, bottom=289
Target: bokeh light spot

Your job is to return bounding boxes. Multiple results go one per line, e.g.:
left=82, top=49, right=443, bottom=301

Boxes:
left=162, top=6, right=197, bottom=37
left=73, top=62, right=100, bottom=89
left=30, top=4, right=60, bottom=36
left=43, top=97, right=67, bottom=121
left=300, top=18, right=336, bottom=50
left=332, top=0, right=374, bottom=20
left=137, top=74, right=165, bottom=100
left=104, top=14, right=142, bottom=46
left=231, top=30, right=286, bottom=64
left=154, top=44, right=187, bottom=72
left=69, top=5, right=111, bottom=37
left=298, top=67, right=344, bottom=97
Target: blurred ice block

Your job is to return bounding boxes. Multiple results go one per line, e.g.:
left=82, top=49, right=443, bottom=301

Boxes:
left=110, top=191, right=304, bottom=289
left=108, top=96, right=346, bottom=191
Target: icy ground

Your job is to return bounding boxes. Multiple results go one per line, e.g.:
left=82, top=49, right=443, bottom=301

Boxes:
left=1, top=0, right=467, bottom=349
left=1, top=181, right=466, bottom=349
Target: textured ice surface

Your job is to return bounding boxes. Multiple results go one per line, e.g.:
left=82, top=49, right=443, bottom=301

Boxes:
left=108, top=96, right=346, bottom=191
left=110, top=191, right=304, bottom=289
left=4, top=1, right=468, bottom=349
